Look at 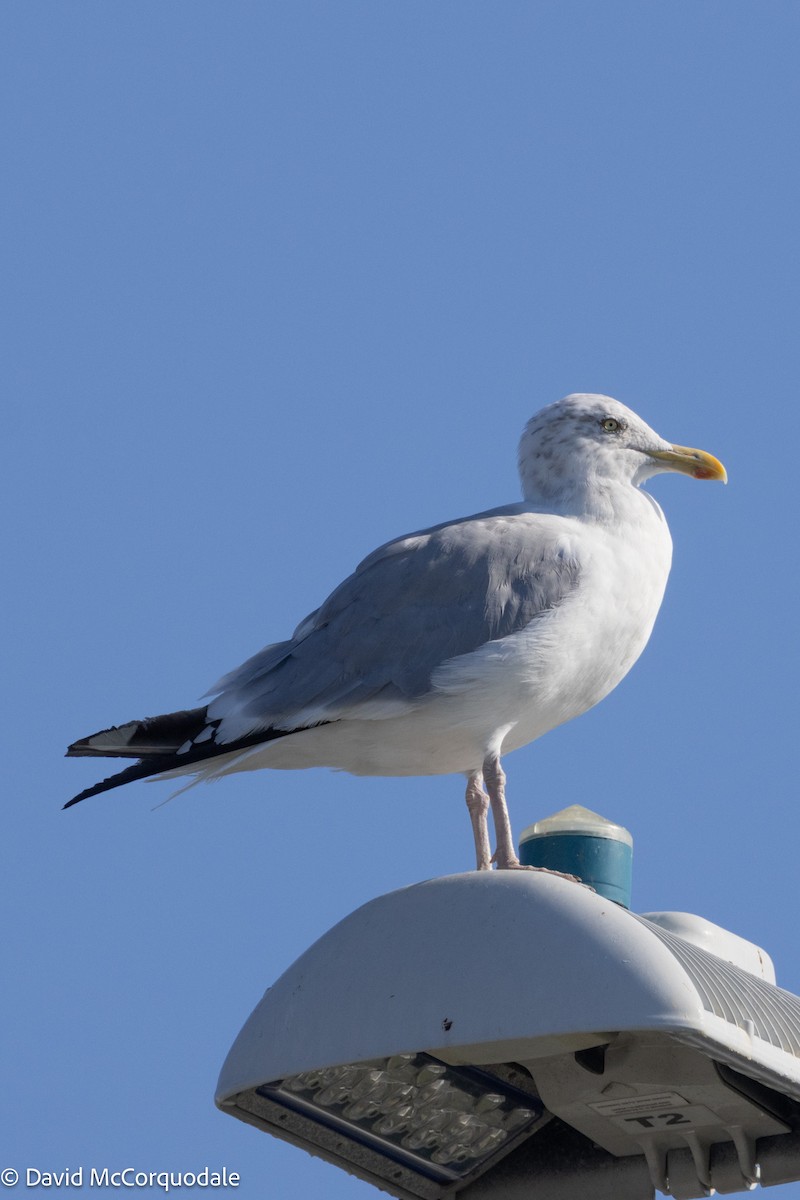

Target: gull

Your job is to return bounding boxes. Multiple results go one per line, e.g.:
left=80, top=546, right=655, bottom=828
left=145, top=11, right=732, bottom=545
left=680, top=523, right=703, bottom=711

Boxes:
left=65, top=394, right=726, bottom=869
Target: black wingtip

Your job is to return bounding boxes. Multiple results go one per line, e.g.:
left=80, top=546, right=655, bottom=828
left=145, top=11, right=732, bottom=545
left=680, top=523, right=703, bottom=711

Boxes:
left=64, top=719, right=317, bottom=809
left=66, top=709, right=211, bottom=759
left=63, top=759, right=163, bottom=809
left=63, top=793, right=88, bottom=810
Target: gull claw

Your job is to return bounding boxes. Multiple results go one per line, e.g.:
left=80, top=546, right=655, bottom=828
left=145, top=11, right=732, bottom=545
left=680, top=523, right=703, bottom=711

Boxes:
left=492, top=858, right=593, bottom=889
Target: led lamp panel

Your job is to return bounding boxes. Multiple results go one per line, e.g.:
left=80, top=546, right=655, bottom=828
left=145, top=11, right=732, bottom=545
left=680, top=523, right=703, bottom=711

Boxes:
left=224, top=1054, right=548, bottom=1199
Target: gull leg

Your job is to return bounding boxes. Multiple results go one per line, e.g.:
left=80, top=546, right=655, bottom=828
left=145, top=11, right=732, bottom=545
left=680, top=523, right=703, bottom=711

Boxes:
left=465, top=771, right=492, bottom=871
left=482, top=754, right=529, bottom=870
left=483, top=753, right=584, bottom=882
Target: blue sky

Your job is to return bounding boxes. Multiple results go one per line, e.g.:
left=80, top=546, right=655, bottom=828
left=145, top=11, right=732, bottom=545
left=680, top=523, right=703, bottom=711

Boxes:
left=4, top=2, right=800, bottom=1197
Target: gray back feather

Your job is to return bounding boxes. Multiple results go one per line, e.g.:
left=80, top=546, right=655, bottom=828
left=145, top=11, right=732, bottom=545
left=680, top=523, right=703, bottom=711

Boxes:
left=207, top=507, right=580, bottom=735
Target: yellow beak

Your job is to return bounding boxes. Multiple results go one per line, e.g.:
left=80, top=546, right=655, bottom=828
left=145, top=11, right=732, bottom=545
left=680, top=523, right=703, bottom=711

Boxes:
left=649, top=444, right=728, bottom=483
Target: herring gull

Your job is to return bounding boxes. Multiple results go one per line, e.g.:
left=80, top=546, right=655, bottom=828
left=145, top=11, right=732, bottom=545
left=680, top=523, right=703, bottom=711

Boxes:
left=65, top=394, right=726, bottom=869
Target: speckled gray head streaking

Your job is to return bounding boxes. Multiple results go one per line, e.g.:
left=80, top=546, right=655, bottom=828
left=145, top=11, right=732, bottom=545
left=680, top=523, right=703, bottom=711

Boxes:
left=519, top=394, right=676, bottom=502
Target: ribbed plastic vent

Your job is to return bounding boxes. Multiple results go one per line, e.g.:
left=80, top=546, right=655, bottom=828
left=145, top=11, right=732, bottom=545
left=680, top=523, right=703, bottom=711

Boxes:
left=637, top=916, right=800, bottom=1058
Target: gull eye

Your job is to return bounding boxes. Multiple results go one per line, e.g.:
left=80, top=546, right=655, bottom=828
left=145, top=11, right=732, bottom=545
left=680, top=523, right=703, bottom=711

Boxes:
left=601, top=417, right=621, bottom=433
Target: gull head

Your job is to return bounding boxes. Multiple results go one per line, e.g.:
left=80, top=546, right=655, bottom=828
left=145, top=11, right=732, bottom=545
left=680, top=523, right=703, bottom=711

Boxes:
left=517, top=393, right=727, bottom=504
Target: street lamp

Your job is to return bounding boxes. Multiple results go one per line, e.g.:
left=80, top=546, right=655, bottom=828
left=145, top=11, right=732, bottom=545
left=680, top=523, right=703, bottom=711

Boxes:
left=217, top=812, right=800, bottom=1199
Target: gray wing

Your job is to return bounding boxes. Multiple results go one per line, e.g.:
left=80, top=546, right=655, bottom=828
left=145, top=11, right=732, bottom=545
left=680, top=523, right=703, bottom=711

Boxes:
left=206, top=508, right=580, bottom=741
